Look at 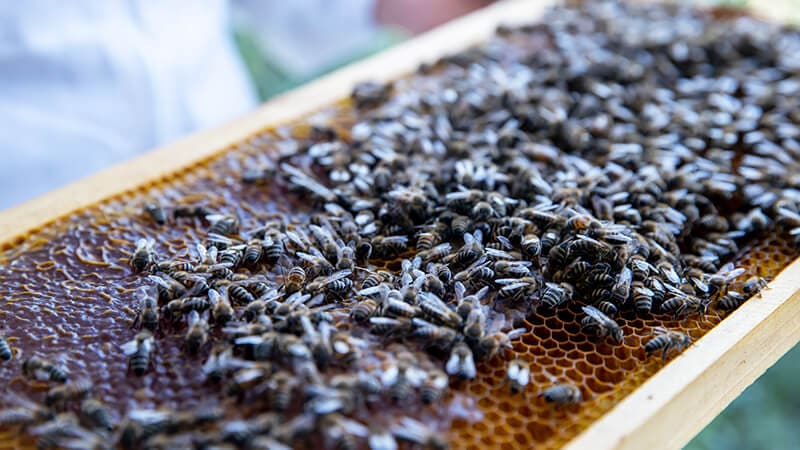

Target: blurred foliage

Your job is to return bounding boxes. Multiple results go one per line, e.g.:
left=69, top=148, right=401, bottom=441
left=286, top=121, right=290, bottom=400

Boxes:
left=233, top=2, right=800, bottom=448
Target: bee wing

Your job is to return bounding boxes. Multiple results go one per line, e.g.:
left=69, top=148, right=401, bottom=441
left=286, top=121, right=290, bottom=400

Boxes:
left=506, top=327, right=527, bottom=340
left=462, top=354, right=477, bottom=379
left=127, top=408, right=170, bottom=425
left=358, top=284, right=388, bottom=297
left=121, top=340, right=139, bottom=356
left=339, top=417, right=369, bottom=437
left=369, top=432, right=398, bottom=450
left=581, top=305, right=609, bottom=322
left=234, top=336, right=264, bottom=346
left=406, top=367, right=428, bottom=387
left=380, top=365, right=399, bottom=386
left=454, top=281, right=466, bottom=301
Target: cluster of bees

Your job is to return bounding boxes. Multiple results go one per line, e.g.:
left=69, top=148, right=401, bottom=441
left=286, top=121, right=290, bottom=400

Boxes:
left=4, top=0, right=800, bottom=448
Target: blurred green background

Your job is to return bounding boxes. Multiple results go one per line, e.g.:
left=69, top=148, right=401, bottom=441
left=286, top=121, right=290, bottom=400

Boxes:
left=233, top=1, right=800, bottom=448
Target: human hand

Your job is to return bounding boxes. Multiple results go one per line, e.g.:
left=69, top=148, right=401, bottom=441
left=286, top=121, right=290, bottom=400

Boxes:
left=375, top=0, right=496, bottom=34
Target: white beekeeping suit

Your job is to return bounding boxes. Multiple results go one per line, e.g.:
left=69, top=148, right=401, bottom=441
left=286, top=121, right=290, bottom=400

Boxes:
left=0, top=0, right=380, bottom=209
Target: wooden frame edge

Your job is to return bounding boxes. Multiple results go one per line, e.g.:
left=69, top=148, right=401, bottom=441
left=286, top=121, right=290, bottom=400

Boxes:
left=0, top=0, right=554, bottom=245
left=566, top=259, right=800, bottom=450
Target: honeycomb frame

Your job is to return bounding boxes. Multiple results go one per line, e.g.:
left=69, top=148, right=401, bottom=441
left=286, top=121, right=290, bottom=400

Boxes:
left=1, top=2, right=800, bottom=450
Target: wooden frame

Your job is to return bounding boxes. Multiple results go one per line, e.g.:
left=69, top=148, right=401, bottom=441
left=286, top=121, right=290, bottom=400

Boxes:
left=1, top=1, right=798, bottom=449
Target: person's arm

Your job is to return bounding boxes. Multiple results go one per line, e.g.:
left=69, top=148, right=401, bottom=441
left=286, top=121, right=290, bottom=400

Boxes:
left=375, top=0, right=495, bottom=34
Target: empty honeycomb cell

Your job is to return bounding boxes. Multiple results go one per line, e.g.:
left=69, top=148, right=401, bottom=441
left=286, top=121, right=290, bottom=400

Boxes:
left=585, top=377, right=613, bottom=394
left=533, top=327, right=551, bottom=340
left=585, top=352, right=603, bottom=365
left=574, top=359, right=594, bottom=376
left=595, top=367, right=623, bottom=384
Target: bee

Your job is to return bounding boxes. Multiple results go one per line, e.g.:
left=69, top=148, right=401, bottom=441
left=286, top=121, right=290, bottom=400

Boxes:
left=207, top=214, right=240, bottom=236
left=144, top=202, right=167, bottom=225
left=415, top=232, right=439, bottom=251
left=360, top=270, right=391, bottom=291
left=540, top=282, right=574, bottom=309
left=0, top=334, right=12, bottom=361
left=632, top=284, right=655, bottom=314
left=184, top=310, right=209, bottom=355
left=351, top=296, right=381, bottom=322
left=122, top=330, right=154, bottom=375
left=496, top=276, right=541, bottom=303
left=382, top=354, right=427, bottom=403
left=493, top=259, right=530, bottom=278
left=372, top=235, right=409, bottom=258
left=369, top=428, right=399, bottom=450
left=30, top=413, right=83, bottom=450
left=565, top=213, right=599, bottom=234
left=645, top=328, right=692, bottom=360
left=173, top=204, right=213, bottom=219
left=661, top=293, right=709, bottom=318
left=595, top=300, right=618, bottom=317
left=541, top=383, right=582, bottom=404
left=453, top=258, right=494, bottom=286
left=540, top=230, right=560, bottom=254
left=320, top=414, right=369, bottom=450
left=445, top=342, right=477, bottom=380
left=657, top=261, right=682, bottom=285
left=306, top=269, right=354, bottom=296
left=134, top=296, right=160, bottom=331
left=717, top=290, right=746, bottom=310
left=263, top=233, right=286, bottom=264
left=129, top=238, right=156, bottom=273
left=412, top=318, right=459, bottom=349
left=267, top=371, right=296, bottom=412
left=474, top=330, right=518, bottom=361
left=390, top=417, right=448, bottom=450
left=611, top=266, right=633, bottom=304
left=0, top=393, right=54, bottom=427
left=445, top=232, right=483, bottom=267
left=581, top=305, right=623, bottom=343
left=547, top=242, right=570, bottom=269
left=463, top=307, right=486, bottom=340
left=209, top=289, right=234, bottom=325
left=297, top=250, right=335, bottom=278
left=560, top=260, right=592, bottom=282
left=148, top=273, right=187, bottom=301
left=22, top=355, right=68, bottom=383
left=79, top=399, right=114, bottom=432
left=568, top=235, right=610, bottom=259
left=742, top=276, right=769, bottom=296
left=418, top=243, right=453, bottom=263
left=423, top=273, right=446, bottom=297
left=45, top=379, right=92, bottom=410
left=420, top=369, right=449, bottom=405
left=521, top=234, right=542, bottom=257
left=242, top=238, right=264, bottom=266
left=417, top=291, right=462, bottom=328
left=228, top=283, right=256, bottom=305
left=506, top=359, right=530, bottom=394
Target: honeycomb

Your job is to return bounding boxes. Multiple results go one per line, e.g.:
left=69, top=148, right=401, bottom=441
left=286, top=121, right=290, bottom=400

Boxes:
left=1, top=2, right=800, bottom=450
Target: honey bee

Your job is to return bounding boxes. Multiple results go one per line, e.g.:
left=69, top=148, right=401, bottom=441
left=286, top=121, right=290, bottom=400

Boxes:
left=0, top=334, right=12, bottom=361
left=497, top=276, right=541, bottom=303
left=474, top=330, right=519, bottom=361
left=644, top=328, right=692, bottom=360
left=611, top=266, right=632, bottom=304
left=45, top=379, right=92, bottom=410
left=632, top=284, right=655, bottom=314
left=209, top=289, right=234, bottom=325
left=79, top=398, right=114, bottom=432
left=351, top=296, right=381, bottom=322
left=445, top=342, right=476, bottom=380
left=144, top=202, right=167, bottom=225
left=184, top=311, right=209, bottom=355
left=0, top=393, right=54, bottom=427
left=417, top=291, right=462, bottom=328
left=148, top=273, right=187, bottom=301
left=595, top=300, right=618, bottom=317
left=418, top=243, right=453, bottom=263
left=369, top=428, right=399, bottom=450
left=540, top=282, right=574, bottom=309
left=369, top=317, right=413, bottom=336
left=521, top=234, right=542, bottom=257
left=742, top=276, right=769, bottom=296
left=207, top=214, right=240, bottom=236
left=506, top=359, right=530, bottom=394
left=122, top=330, right=154, bottom=376
left=22, top=355, right=68, bottom=383
left=546, top=242, right=570, bottom=269
left=541, top=383, right=583, bottom=404
left=134, top=295, right=160, bottom=332
left=372, top=235, right=410, bottom=259
left=494, top=260, right=532, bottom=278
left=305, top=269, right=354, bottom=296
left=129, top=238, right=156, bottom=273
left=661, top=292, right=710, bottom=318
left=463, top=307, right=486, bottom=340
left=390, top=417, right=448, bottom=450
left=412, top=318, right=459, bottom=349
left=716, top=290, right=746, bottom=310
left=420, top=369, right=449, bottom=405
left=267, top=371, right=296, bottom=412
left=581, top=305, right=624, bottom=343
left=382, top=354, right=427, bottom=403
left=656, top=261, right=681, bottom=285
left=173, top=204, right=213, bottom=219
left=415, top=231, right=438, bottom=251
left=228, top=283, right=256, bottom=305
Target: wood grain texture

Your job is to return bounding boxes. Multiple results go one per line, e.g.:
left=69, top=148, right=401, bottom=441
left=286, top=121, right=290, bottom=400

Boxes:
left=1, top=1, right=799, bottom=449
